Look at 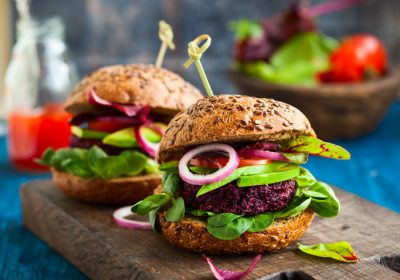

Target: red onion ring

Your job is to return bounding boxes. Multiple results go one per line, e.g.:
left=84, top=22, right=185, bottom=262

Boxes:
left=88, top=88, right=148, bottom=117
left=134, top=124, right=161, bottom=158
left=148, top=122, right=167, bottom=136
left=179, top=144, right=239, bottom=185
left=239, top=149, right=289, bottom=162
left=113, top=206, right=152, bottom=230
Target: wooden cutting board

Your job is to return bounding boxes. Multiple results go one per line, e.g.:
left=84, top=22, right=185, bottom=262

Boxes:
left=21, top=180, right=400, bottom=280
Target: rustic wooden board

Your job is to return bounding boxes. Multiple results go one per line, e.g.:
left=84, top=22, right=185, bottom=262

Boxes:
left=21, top=180, right=400, bottom=280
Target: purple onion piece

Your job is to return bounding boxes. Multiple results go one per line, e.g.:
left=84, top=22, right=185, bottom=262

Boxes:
left=203, top=254, right=262, bottom=280
left=88, top=88, right=150, bottom=117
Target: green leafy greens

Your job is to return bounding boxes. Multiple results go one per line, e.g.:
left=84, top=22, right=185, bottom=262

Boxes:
left=132, top=161, right=342, bottom=240
left=228, top=19, right=263, bottom=40
left=238, top=32, right=338, bottom=86
left=298, top=241, right=358, bottom=262
left=37, top=146, right=160, bottom=179
left=283, top=135, right=350, bottom=160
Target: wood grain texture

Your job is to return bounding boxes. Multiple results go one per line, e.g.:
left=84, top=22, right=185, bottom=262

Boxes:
left=21, top=180, right=400, bottom=280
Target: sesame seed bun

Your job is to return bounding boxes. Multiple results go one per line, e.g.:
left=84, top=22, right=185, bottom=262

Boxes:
left=64, top=64, right=203, bottom=116
left=158, top=95, right=315, bottom=162
left=158, top=209, right=315, bottom=254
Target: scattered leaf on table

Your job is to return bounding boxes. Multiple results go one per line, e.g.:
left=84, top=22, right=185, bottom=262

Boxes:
left=298, top=241, right=358, bottom=262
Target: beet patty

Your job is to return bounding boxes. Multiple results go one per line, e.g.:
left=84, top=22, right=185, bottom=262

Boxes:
left=179, top=179, right=297, bottom=216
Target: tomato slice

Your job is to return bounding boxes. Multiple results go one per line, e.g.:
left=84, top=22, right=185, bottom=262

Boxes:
left=190, top=157, right=270, bottom=168
left=87, top=121, right=132, bottom=133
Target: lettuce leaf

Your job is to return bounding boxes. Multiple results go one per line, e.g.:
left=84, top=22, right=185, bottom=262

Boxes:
left=283, top=135, right=350, bottom=160
left=308, top=182, right=340, bottom=217
left=159, top=161, right=179, bottom=172
left=295, top=167, right=317, bottom=187
left=240, top=32, right=338, bottom=86
left=228, top=19, right=263, bottom=40
left=131, top=193, right=171, bottom=215
left=38, top=146, right=159, bottom=179
left=298, top=241, right=358, bottom=262
left=166, top=197, right=185, bottom=222
left=207, top=216, right=253, bottom=240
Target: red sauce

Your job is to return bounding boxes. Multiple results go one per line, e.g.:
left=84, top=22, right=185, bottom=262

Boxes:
left=8, top=103, right=71, bottom=172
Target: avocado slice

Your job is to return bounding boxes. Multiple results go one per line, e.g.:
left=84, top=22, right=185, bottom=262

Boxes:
left=71, top=126, right=109, bottom=139
left=102, top=127, right=162, bottom=148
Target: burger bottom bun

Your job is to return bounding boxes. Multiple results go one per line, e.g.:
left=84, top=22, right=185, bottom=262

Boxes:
left=158, top=208, right=315, bottom=254
left=51, top=168, right=161, bottom=205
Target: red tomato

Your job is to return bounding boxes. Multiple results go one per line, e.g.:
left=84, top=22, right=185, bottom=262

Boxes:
left=190, top=157, right=271, bottom=168
left=87, top=121, right=131, bottom=133
left=318, top=34, right=387, bottom=83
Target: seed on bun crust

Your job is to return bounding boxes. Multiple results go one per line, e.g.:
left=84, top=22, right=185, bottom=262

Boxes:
left=158, top=209, right=315, bottom=254
left=132, top=94, right=349, bottom=254
left=65, top=64, right=203, bottom=116
left=158, top=95, right=315, bottom=162
left=42, top=64, right=203, bottom=205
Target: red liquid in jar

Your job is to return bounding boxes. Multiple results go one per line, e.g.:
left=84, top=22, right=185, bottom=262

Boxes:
left=8, top=103, right=71, bottom=172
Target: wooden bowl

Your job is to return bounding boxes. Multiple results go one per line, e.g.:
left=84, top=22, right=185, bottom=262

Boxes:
left=229, top=70, right=400, bottom=139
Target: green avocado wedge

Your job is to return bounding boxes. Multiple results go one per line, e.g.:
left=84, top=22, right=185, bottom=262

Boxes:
left=102, top=127, right=162, bottom=148
left=195, top=162, right=297, bottom=197
left=237, top=165, right=300, bottom=187
left=71, top=126, right=109, bottom=140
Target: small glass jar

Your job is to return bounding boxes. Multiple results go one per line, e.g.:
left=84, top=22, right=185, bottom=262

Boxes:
left=4, top=17, right=78, bottom=172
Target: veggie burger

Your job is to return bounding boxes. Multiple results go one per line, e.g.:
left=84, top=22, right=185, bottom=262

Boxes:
left=39, top=64, right=202, bottom=204
left=132, top=94, right=350, bottom=254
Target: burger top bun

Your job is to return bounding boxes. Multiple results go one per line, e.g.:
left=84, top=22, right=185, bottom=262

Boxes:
left=158, top=95, right=315, bottom=162
left=64, top=64, right=203, bottom=116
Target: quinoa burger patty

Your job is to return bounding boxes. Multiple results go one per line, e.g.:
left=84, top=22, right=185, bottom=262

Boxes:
left=179, top=179, right=297, bottom=215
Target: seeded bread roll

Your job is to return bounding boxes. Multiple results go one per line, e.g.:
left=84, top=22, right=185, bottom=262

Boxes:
left=158, top=209, right=315, bottom=254
left=64, top=64, right=203, bottom=116
left=52, top=168, right=161, bottom=205
left=158, top=95, right=315, bottom=162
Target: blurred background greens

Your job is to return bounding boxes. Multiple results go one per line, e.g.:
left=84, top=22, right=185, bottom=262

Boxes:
left=2, top=0, right=400, bottom=95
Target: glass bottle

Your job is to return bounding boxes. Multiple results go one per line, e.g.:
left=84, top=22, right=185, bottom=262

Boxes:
left=4, top=17, right=78, bottom=172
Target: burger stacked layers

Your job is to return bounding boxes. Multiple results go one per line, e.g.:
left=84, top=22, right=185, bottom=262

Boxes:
left=132, top=95, right=350, bottom=254
left=39, top=64, right=202, bottom=204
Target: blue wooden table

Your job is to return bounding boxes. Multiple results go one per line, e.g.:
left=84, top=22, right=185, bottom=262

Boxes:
left=1, top=102, right=399, bottom=279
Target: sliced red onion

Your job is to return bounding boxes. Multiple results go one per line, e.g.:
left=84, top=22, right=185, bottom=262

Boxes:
left=88, top=88, right=149, bottom=117
left=134, top=124, right=161, bottom=159
left=179, top=144, right=239, bottom=185
left=239, top=149, right=289, bottom=162
left=113, top=206, right=152, bottom=230
left=149, top=122, right=167, bottom=136
left=203, top=254, right=261, bottom=280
